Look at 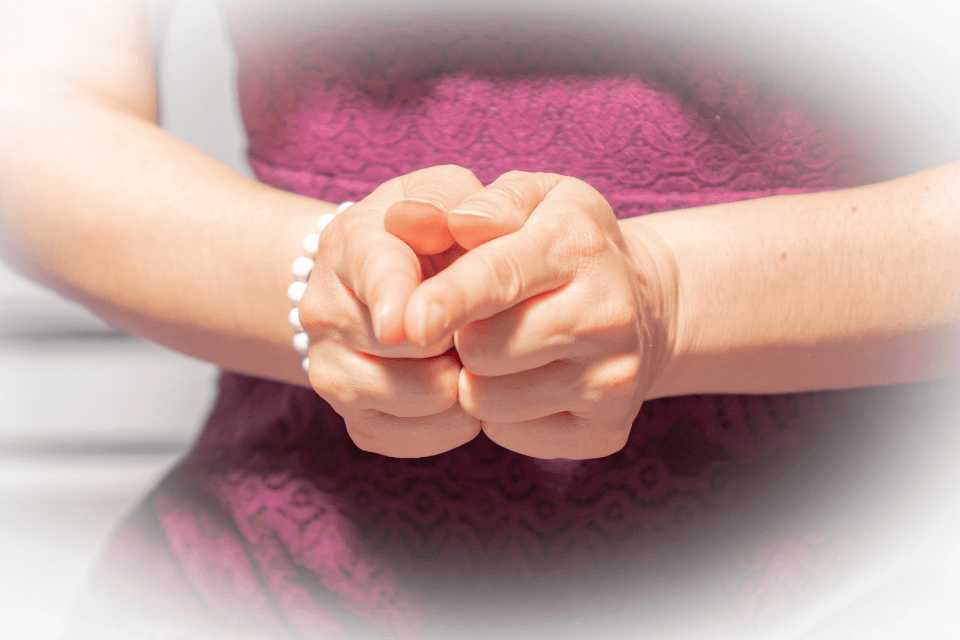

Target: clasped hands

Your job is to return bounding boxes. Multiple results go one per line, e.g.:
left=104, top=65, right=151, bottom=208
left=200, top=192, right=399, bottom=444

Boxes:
left=300, top=165, right=678, bottom=460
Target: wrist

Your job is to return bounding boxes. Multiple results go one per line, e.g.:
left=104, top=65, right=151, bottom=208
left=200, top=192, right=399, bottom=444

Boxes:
left=620, top=217, right=686, bottom=400
left=286, top=200, right=354, bottom=378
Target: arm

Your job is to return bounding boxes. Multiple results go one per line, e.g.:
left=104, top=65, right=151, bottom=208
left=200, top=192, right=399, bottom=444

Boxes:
left=0, top=0, right=331, bottom=385
left=633, top=161, right=960, bottom=398
left=393, top=165, right=959, bottom=458
left=0, top=1, right=502, bottom=458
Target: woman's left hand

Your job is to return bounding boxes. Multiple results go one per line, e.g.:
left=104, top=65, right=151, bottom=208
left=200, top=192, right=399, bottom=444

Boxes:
left=402, top=171, right=681, bottom=460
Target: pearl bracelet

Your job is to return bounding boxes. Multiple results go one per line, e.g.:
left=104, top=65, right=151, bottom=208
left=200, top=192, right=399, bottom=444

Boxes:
left=288, top=201, right=354, bottom=373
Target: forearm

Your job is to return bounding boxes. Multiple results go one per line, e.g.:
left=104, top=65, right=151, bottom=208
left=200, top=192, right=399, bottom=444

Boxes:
left=0, top=91, right=326, bottom=386
left=630, top=162, right=960, bottom=398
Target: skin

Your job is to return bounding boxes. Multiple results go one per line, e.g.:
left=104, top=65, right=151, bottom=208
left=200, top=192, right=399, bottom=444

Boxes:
left=379, top=170, right=672, bottom=459
left=380, top=166, right=960, bottom=459
left=1, top=1, right=958, bottom=461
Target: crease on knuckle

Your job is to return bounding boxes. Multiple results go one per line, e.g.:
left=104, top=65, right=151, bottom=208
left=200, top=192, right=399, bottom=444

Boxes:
left=400, top=358, right=460, bottom=416
left=472, top=182, right=528, bottom=216
left=579, top=355, right=642, bottom=405
left=346, top=419, right=382, bottom=453
left=480, top=249, right=523, bottom=308
left=592, top=290, right=641, bottom=343
left=407, top=181, right=468, bottom=210
left=545, top=215, right=602, bottom=279
left=310, top=364, right=360, bottom=409
left=575, top=219, right=609, bottom=262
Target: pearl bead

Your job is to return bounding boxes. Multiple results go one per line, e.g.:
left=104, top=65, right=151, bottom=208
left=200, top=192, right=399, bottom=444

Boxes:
left=288, top=307, right=303, bottom=331
left=287, top=281, right=307, bottom=305
left=302, top=233, right=320, bottom=258
left=292, top=331, right=310, bottom=354
left=289, top=202, right=353, bottom=376
left=292, top=256, right=314, bottom=281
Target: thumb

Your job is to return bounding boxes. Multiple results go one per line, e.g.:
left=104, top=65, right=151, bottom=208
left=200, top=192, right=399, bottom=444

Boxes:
left=447, top=170, right=532, bottom=250
left=383, top=165, right=484, bottom=255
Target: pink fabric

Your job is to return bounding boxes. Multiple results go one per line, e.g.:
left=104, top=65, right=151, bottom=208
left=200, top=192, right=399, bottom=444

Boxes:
left=67, top=4, right=916, bottom=639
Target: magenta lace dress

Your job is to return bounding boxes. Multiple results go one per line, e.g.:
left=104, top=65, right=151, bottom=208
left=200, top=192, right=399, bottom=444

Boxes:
left=64, top=3, right=960, bottom=639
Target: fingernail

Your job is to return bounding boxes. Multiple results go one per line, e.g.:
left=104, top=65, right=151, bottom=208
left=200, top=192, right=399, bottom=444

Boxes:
left=449, top=207, right=493, bottom=218
left=400, top=196, right=445, bottom=209
left=421, top=301, right=449, bottom=347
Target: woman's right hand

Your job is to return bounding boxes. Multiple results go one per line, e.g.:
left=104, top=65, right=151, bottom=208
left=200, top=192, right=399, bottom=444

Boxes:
left=299, top=166, right=486, bottom=458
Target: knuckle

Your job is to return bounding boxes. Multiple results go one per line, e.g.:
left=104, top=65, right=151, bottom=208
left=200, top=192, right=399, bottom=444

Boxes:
left=300, top=297, right=349, bottom=345
left=559, top=175, right=598, bottom=198
left=456, top=373, right=495, bottom=421
left=439, top=164, right=479, bottom=183
left=578, top=355, right=642, bottom=405
left=298, top=281, right=342, bottom=336
left=395, top=358, right=461, bottom=417
left=546, top=216, right=606, bottom=275
left=571, top=420, right=631, bottom=460
left=350, top=407, right=480, bottom=458
left=574, top=219, right=609, bottom=258
left=453, top=321, right=498, bottom=375
left=506, top=170, right=561, bottom=195
left=559, top=176, right=610, bottom=213
left=344, top=419, right=384, bottom=454
left=478, top=250, right=523, bottom=307
left=458, top=392, right=483, bottom=421
left=595, top=427, right=631, bottom=458
left=344, top=417, right=371, bottom=442
left=594, top=290, right=640, bottom=337
left=317, top=214, right=344, bottom=254
left=416, top=384, right=459, bottom=417
left=424, top=163, right=472, bottom=179
left=405, top=165, right=480, bottom=202
left=498, top=169, right=531, bottom=181
left=471, top=182, right=528, bottom=214
left=607, top=355, right=643, bottom=392
left=297, top=285, right=323, bottom=330
left=311, top=367, right=361, bottom=409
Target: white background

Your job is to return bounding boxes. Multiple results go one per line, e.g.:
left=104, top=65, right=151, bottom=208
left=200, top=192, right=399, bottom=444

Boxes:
left=0, top=1, right=242, bottom=637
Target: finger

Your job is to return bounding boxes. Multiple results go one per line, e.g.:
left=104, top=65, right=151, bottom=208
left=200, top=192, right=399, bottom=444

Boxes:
left=460, top=354, right=642, bottom=436
left=475, top=356, right=641, bottom=461
left=329, top=204, right=423, bottom=346
left=309, top=343, right=462, bottom=418
left=301, top=255, right=455, bottom=362
left=383, top=165, right=484, bottom=255
left=446, top=170, right=545, bottom=250
left=457, top=360, right=580, bottom=423
left=347, top=403, right=481, bottom=458
left=307, top=210, right=453, bottom=355
left=406, top=176, right=601, bottom=348
left=455, top=271, right=642, bottom=376
left=481, top=414, right=632, bottom=461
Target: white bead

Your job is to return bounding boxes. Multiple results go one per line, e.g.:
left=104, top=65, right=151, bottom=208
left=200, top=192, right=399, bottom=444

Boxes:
left=317, top=213, right=337, bottom=232
left=292, top=331, right=310, bottom=354
left=288, top=307, right=303, bottom=331
left=287, top=281, right=307, bottom=305
left=302, top=233, right=320, bottom=258
left=292, top=256, right=314, bottom=281
left=290, top=202, right=354, bottom=369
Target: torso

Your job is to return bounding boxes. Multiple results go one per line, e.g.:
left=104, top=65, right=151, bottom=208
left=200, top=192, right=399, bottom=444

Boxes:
left=81, top=3, right=960, bottom=638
